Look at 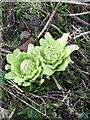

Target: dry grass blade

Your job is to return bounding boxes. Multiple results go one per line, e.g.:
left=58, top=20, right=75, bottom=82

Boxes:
left=66, top=9, right=90, bottom=27
left=8, top=109, right=16, bottom=119
left=0, top=85, right=49, bottom=118
left=53, top=0, right=90, bottom=6
left=62, top=90, right=70, bottom=102
left=7, top=80, right=45, bottom=107
left=74, top=31, right=90, bottom=39
left=66, top=11, right=90, bottom=16
left=52, top=75, right=62, bottom=90
left=38, top=1, right=62, bottom=38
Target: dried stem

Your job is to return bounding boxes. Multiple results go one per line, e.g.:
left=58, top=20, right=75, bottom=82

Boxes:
left=0, top=85, right=49, bottom=118
left=7, top=80, right=45, bottom=107
left=62, top=90, right=70, bottom=102
left=74, top=31, right=90, bottom=39
left=38, top=1, right=62, bottom=38
left=51, top=24, right=63, bottom=34
left=52, top=75, right=62, bottom=90
left=66, top=11, right=90, bottom=16
left=66, top=9, right=90, bottom=27
left=8, top=109, right=16, bottom=119
left=53, top=0, right=90, bottom=6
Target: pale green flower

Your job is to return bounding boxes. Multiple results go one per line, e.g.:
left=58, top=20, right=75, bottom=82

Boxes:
left=5, top=44, right=44, bottom=86
left=38, top=32, right=79, bottom=76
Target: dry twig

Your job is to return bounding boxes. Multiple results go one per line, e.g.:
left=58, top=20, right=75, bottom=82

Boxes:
left=66, top=9, right=90, bottom=27
left=51, top=24, right=63, bottom=34
left=74, top=31, right=90, bottom=39
left=7, top=80, right=45, bottom=107
left=8, top=109, right=16, bottom=119
left=38, top=1, right=62, bottom=38
left=62, top=90, right=70, bottom=102
left=52, top=75, right=62, bottom=90
left=66, top=11, right=90, bottom=16
left=53, top=0, right=90, bottom=6
left=0, top=85, right=49, bottom=118
left=71, top=25, right=89, bottom=41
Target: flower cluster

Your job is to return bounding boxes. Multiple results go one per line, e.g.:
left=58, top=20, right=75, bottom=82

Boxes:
left=5, top=32, right=79, bottom=86
left=5, top=45, right=43, bottom=86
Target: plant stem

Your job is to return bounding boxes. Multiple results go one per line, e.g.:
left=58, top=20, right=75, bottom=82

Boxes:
left=52, top=75, right=62, bottom=90
left=38, top=1, right=62, bottom=38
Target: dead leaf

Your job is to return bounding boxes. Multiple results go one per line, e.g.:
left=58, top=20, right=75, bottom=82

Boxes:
left=19, top=37, right=35, bottom=52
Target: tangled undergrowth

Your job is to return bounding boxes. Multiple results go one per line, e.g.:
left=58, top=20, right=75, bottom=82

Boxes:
left=0, top=2, right=90, bottom=120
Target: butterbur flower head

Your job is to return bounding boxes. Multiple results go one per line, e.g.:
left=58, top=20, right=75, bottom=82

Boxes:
left=44, top=45, right=59, bottom=63
left=5, top=44, right=44, bottom=86
left=39, top=32, right=79, bottom=76
left=20, top=59, right=35, bottom=75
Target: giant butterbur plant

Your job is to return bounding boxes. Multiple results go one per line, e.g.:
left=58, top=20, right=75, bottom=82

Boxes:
left=5, top=32, right=79, bottom=87
left=5, top=44, right=44, bottom=86
left=38, top=32, right=79, bottom=76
